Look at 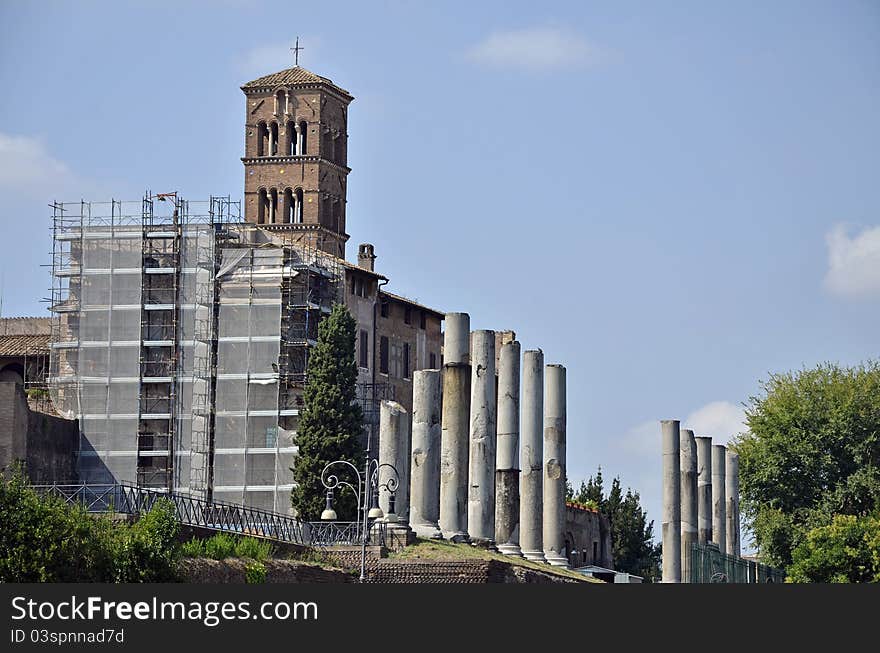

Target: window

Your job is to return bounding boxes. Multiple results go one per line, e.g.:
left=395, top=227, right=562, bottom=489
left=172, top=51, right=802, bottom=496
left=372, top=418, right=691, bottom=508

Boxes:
left=359, top=330, right=368, bottom=369
left=379, top=336, right=389, bottom=374
left=380, top=302, right=389, bottom=318
left=429, top=353, right=437, bottom=369
left=403, top=342, right=410, bottom=379
left=419, top=312, right=426, bottom=330
left=593, top=541, right=599, bottom=563
left=404, top=307, right=412, bottom=325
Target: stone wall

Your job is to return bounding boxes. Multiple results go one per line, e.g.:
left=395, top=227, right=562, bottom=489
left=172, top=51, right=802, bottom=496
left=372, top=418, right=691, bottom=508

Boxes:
left=368, top=559, right=587, bottom=584
left=565, top=504, right=613, bottom=569
left=179, top=558, right=354, bottom=583
left=0, top=381, right=77, bottom=482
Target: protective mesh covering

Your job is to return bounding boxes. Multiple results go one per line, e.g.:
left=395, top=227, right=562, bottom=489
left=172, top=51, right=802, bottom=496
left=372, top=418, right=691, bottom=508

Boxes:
left=49, top=201, right=144, bottom=484
left=48, top=201, right=345, bottom=515
left=213, top=246, right=289, bottom=512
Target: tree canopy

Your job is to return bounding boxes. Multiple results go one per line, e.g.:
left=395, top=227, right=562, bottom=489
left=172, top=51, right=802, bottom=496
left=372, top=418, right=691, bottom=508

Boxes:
left=290, top=303, right=365, bottom=521
left=786, top=514, right=880, bottom=583
left=571, top=467, right=661, bottom=581
left=736, top=361, right=880, bottom=569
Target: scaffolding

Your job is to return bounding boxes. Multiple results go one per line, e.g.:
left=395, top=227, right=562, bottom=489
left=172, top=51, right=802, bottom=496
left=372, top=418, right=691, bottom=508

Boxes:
left=48, top=196, right=346, bottom=512
left=49, top=195, right=237, bottom=492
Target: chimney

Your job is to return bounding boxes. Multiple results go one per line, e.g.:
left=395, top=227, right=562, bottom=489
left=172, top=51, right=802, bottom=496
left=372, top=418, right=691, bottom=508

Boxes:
left=358, top=243, right=376, bottom=272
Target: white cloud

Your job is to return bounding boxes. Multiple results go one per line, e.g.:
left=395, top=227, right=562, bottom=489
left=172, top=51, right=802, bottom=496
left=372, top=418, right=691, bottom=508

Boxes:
left=618, top=401, right=745, bottom=458
left=823, top=224, right=880, bottom=299
left=466, top=26, right=597, bottom=71
left=683, top=401, right=746, bottom=445
left=235, top=38, right=323, bottom=77
left=0, top=133, right=75, bottom=195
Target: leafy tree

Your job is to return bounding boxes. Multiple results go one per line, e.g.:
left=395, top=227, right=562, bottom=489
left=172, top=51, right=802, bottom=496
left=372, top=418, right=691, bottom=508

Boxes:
left=290, top=304, right=365, bottom=521
left=572, top=467, right=661, bottom=581
left=736, top=362, right=880, bottom=568
left=786, top=514, right=880, bottom=583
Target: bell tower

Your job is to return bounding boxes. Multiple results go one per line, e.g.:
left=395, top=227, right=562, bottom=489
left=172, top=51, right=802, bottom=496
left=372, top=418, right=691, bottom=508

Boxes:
left=241, top=66, right=353, bottom=258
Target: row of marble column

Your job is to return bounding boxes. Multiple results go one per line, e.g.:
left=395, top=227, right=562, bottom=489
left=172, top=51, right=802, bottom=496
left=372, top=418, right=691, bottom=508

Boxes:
left=661, top=419, right=741, bottom=583
left=377, top=312, right=570, bottom=566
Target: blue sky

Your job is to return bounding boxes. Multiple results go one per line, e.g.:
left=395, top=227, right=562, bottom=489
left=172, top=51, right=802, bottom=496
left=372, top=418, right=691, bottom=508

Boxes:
left=1, top=0, right=878, bottom=542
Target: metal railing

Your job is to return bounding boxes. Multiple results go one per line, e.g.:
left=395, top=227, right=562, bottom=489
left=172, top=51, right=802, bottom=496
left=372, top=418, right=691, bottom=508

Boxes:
left=306, top=520, right=389, bottom=547
left=690, top=543, right=786, bottom=583
left=31, top=483, right=307, bottom=545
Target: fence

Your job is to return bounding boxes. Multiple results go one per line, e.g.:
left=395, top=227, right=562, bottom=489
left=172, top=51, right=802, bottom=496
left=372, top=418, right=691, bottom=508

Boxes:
left=690, top=543, right=786, bottom=583
left=31, top=483, right=306, bottom=544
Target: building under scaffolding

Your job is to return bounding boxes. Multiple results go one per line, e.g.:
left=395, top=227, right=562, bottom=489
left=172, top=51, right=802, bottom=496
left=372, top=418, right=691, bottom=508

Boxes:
left=49, top=195, right=341, bottom=513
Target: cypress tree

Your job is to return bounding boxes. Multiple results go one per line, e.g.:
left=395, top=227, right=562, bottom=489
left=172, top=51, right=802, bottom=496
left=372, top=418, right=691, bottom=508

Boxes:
left=290, top=303, right=365, bottom=521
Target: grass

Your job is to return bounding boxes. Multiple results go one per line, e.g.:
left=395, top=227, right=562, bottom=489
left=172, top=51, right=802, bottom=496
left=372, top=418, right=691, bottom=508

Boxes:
left=389, top=539, right=603, bottom=583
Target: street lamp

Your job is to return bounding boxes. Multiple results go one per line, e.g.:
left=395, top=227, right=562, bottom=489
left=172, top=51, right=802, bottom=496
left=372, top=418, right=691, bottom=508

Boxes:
left=319, top=454, right=400, bottom=583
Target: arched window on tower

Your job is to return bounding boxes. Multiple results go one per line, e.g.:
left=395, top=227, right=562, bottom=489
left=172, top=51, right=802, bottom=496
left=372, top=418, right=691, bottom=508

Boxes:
left=285, top=121, right=296, bottom=156
left=294, top=188, right=303, bottom=223
left=269, top=123, right=279, bottom=156
left=268, top=188, right=278, bottom=224
left=257, top=122, right=268, bottom=157
left=282, top=188, right=293, bottom=224
left=297, top=121, right=308, bottom=155
left=275, top=90, right=286, bottom=115
left=257, top=189, right=268, bottom=224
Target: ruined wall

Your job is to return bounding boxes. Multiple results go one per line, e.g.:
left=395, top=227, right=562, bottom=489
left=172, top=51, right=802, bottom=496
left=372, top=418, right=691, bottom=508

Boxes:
left=0, top=381, right=77, bottom=482
left=565, top=504, right=613, bottom=569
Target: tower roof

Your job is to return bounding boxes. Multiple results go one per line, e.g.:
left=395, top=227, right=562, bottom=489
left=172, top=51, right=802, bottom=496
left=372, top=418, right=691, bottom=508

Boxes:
left=241, top=66, right=352, bottom=99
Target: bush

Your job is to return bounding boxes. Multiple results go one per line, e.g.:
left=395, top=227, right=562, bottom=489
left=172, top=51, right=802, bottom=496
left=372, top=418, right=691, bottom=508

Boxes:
left=181, top=533, right=273, bottom=562
left=244, top=560, right=267, bottom=584
left=0, top=471, right=180, bottom=582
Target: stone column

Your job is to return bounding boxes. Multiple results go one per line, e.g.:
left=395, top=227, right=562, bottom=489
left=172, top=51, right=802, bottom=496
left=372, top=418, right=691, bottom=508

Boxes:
left=467, top=330, right=496, bottom=543
left=519, top=349, right=545, bottom=562
left=495, top=340, right=521, bottom=556
left=680, top=428, right=698, bottom=582
left=294, top=123, right=302, bottom=155
left=409, top=369, right=442, bottom=538
left=695, top=436, right=713, bottom=545
left=439, top=313, right=470, bottom=541
left=712, top=444, right=727, bottom=554
left=661, top=419, right=681, bottom=583
left=726, top=450, right=740, bottom=558
left=443, top=313, right=470, bottom=365
left=543, top=364, right=567, bottom=567
left=379, top=400, right=410, bottom=525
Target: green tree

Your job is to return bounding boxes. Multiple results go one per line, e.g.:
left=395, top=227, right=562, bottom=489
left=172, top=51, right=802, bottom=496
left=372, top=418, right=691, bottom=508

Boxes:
left=290, top=303, right=365, bottom=521
left=571, top=467, right=661, bottom=581
left=786, top=514, right=880, bottom=583
left=736, top=362, right=880, bottom=568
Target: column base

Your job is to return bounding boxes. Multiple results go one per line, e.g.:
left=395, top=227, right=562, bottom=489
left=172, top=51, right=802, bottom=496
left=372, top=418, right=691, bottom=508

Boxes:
left=522, top=550, right=546, bottom=563
left=442, top=529, right=470, bottom=543
left=411, top=522, right=443, bottom=539
left=496, top=543, right=523, bottom=557
left=544, top=553, right=569, bottom=568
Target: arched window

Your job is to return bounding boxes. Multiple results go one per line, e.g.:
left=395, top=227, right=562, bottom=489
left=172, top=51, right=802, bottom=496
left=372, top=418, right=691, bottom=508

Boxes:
left=282, top=188, right=293, bottom=224
left=257, top=122, right=268, bottom=157
left=275, top=90, right=286, bottom=115
left=297, top=121, right=308, bottom=155
left=294, top=188, right=303, bottom=223
left=269, top=122, right=279, bottom=156
left=268, top=188, right=278, bottom=223
left=285, top=121, right=296, bottom=156
left=257, top=189, right=267, bottom=224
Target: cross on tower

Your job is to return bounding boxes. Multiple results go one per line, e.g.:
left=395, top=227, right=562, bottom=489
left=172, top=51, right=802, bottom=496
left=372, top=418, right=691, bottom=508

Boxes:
left=291, top=37, right=303, bottom=67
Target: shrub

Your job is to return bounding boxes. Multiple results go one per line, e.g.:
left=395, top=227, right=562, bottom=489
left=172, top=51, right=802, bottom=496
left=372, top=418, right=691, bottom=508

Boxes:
left=181, top=533, right=273, bottom=562
left=244, top=560, right=267, bottom=584
left=787, top=514, right=880, bottom=583
left=0, top=471, right=180, bottom=582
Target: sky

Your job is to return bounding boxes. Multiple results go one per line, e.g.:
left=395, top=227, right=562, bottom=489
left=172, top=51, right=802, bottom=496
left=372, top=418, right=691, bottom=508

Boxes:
left=1, top=0, right=878, bottom=545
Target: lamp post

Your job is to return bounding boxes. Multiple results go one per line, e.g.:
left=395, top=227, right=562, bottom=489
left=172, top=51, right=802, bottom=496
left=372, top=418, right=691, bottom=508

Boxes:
left=320, top=455, right=400, bottom=583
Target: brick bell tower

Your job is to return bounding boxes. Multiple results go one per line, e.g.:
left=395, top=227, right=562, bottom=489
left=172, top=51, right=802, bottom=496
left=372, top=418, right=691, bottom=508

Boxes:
left=241, top=66, right=353, bottom=258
